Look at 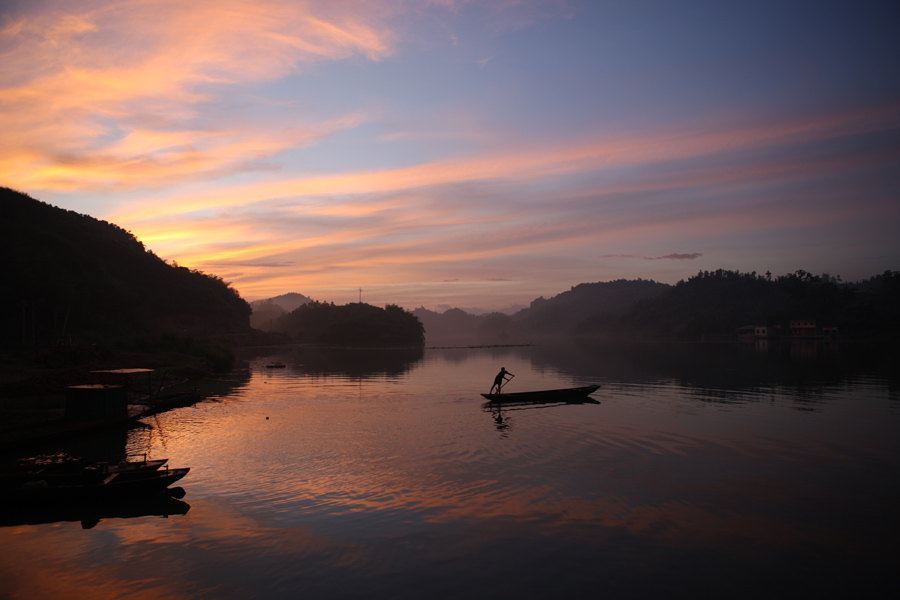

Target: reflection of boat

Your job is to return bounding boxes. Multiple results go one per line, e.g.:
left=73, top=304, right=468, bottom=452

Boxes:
left=1, top=466, right=190, bottom=504
left=0, top=491, right=190, bottom=529
left=265, top=363, right=286, bottom=368
left=481, top=384, right=600, bottom=403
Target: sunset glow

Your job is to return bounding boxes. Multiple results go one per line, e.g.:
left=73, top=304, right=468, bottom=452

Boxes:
left=3, top=0, right=898, bottom=309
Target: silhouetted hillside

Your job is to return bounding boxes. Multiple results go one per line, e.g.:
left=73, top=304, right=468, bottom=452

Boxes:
left=590, top=269, right=899, bottom=339
left=417, top=270, right=897, bottom=343
left=250, top=292, right=313, bottom=330
left=1, top=187, right=251, bottom=349
left=513, top=279, right=671, bottom=334
left=414, top=279, right=670, bottom=343
left=274, top=302, right=424, bottom=346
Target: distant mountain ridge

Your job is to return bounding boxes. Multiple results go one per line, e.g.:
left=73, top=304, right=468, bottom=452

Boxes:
left=411, top=270, right=900, bottom=342
left=512, top=279, right=671, bottom=333
left=249, top=293, right=313, bottom=330
left=413, top=279, right=670, bottom=342
left=250, top=292, right=313, bottom=313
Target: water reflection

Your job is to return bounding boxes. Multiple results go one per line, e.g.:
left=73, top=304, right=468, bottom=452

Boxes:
left=1, top=492, right=190, bottom=529
left=0, top=343, right=896, bottom=598
left=241, top=345, right=424, bottom=378
left=483, top=397, right=601, bottom=438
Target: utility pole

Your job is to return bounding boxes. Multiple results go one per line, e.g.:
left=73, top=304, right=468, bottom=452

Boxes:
left=358, top=287, right=362, bottom=303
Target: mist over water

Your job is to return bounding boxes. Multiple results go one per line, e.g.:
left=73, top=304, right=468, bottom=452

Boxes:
left=1, top=342, right=897, bottom=599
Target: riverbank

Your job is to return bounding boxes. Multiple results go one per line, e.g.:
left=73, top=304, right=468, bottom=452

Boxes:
left=0, top=350, right=214, bottom=434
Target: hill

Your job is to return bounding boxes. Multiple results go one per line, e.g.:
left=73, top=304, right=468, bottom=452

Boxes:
left=274, top=302, right=424, bottom=346
left=416, top=270, right=899, bottom=343
left=414, top=278, right=670, bottom=343
left=1, top=187, right=252, bottom=351
left=512, top=279, right=671, bottom=334
left=249, top=292, right=313, bottom=330
left=589, top=269, right=900, bottom=340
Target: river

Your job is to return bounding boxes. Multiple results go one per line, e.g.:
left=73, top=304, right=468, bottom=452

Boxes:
left=1, top=341, right=897, bottom=599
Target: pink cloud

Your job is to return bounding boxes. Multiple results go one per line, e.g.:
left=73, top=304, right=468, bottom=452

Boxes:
left=0, top=1, right=392, bottom=190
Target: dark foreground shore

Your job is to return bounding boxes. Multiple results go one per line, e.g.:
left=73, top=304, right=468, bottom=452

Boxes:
left=0, top=351, right=214, bottom=432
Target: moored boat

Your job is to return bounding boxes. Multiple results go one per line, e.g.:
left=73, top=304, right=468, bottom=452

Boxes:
left=1, top=464, right=189, bottom=504
left=481, top=384, right=600, bottom=403
left=134, top=389, right=202, bottom=415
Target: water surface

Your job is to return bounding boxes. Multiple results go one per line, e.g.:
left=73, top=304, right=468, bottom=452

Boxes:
left=1, top=342, right=897, bottom=599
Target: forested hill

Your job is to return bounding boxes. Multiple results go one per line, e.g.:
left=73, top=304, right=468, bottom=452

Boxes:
left=274, top=302, right=425, bottom=346
left=414, top=270, right=899, bottom=343
left=413, top=279, right=670, bottom=341
left=513, top=279, right=671, bottom=333
left=249, top=292, right=312, bottom=330
left=1, top=187, right=251, bottom=348
left=585, top=269, right=900, bottom=340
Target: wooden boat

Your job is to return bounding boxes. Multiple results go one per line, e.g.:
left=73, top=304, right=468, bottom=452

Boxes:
left=1, top=458, right=167, bottom=481
left=1, top=466, right=189, bottom=504
left=481, top=384, right=600, bottom=403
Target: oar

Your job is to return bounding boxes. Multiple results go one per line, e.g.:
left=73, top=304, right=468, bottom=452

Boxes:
left=499, top=373, right=514, bottom=392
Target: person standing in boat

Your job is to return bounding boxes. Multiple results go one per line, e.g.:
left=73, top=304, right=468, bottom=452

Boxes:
left=490, top=367, right=513, bottom=394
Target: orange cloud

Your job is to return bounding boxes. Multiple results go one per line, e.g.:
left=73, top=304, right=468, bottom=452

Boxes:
left=117, top=100, right=899, bottom=304
left=107, top=104, right=899, bottom=224
left=0, top=0, right=393, bottom=191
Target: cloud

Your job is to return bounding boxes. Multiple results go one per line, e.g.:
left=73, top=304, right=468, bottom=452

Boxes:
left=651, top=253, right=703, bottom=261
left=106, top=103, right=900, bottom=222
left=599, top=253, right=703, bottom=261
left=0, top=0, right=392, bottom=191
left=118, top=102, right=899, bottom=304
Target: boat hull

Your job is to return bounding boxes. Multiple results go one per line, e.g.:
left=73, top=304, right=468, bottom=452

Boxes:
left=481, top=384, right=600, bottom=403
left=1, top=467, right=189, bottom=505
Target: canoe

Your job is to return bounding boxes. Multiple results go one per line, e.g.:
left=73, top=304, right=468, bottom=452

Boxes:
left=1, top=458, right=167, bottom=482
left=481, top=384, right=600, bottom=403
left=1, top=467, right=189, bottom=504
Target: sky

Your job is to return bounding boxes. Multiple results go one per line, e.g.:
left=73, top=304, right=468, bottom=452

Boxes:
left=2, top=0, right=899, bottom=311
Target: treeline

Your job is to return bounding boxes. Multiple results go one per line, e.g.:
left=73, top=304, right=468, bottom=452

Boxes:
left=1, top=187, right=252, bottom=351
left=272, top=302, right=424, bottom=346
left=411, top=270, right=899, bottom=342
left=599, top=269, right=899, bottom=339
